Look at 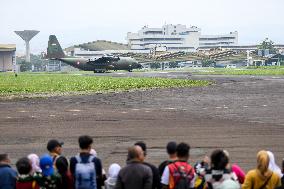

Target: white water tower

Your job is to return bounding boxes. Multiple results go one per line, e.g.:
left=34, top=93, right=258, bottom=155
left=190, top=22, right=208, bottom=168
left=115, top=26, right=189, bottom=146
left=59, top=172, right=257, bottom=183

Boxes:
left=14, top=30, right=40, bottom=62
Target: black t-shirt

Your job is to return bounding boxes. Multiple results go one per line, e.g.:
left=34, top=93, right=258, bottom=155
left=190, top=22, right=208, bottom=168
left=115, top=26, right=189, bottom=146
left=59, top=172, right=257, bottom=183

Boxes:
left=70, top=153, right=103, bottom=189
left=143, top=162, right=161, bottom=189
left=158, top=160, right=176, bottom=178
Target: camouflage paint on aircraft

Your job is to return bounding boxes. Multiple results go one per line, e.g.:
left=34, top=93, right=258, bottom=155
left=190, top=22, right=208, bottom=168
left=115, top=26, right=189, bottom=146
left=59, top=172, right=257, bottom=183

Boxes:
left=46, top=35, right=142, bottom=73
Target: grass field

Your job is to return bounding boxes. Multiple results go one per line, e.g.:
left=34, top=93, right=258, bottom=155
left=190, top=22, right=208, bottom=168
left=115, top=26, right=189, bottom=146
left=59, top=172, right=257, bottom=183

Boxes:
left=0, top=73, right=210, bottom=97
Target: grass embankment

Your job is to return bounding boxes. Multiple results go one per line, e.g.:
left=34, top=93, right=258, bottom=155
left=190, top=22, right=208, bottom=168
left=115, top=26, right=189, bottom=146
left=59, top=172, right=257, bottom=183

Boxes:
left=191, top=67, right=284, bottom=76
left=0, top=73, right=210, bottom=97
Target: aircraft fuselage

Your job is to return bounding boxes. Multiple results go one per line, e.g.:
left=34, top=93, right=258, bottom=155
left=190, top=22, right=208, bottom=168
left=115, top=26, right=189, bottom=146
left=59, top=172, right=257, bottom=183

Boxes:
left=59, top=57, right=142, bottom=72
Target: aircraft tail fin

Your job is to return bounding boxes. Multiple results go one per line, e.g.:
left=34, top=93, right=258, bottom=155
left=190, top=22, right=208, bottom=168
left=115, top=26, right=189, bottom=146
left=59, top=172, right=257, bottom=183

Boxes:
left=46, top=35, right=65, bottom=59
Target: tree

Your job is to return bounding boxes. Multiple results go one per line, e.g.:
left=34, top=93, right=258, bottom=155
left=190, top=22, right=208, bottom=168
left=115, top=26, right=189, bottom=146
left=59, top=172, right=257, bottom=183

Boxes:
left=17, top=54, right=49, bottom=72
left=169, top=62, right=179, bottom=68
left=258, top=38, right=277, bottom=54
left=150, top=62, right=161, bottom=69
left=19, top=61, right=32, bottom=72
left=202, top=59, right=215, bottom=67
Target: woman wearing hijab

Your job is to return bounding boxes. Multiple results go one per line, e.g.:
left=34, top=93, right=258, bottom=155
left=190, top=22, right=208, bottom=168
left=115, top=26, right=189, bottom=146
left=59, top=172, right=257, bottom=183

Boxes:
left=224, top=150, right=246, bottom=184
left=104, top=163, right=121, bottom=189
left=90, top=149, right=98, bottom=157
left=242, top=150, right=281, bottom=189
left=27, top=154, right=42, bottom=175
left=267, top=151, right=283, bottom=178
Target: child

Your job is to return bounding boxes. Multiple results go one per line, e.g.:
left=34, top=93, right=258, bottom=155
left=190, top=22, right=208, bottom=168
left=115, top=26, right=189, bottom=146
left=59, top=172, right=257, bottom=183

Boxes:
left=27, top=154, right=42, bottom=175
left=194, top=160, right=209, bottom=189
left=104, top=163, right=121, bottom=189
left=16, top=157, right=40, bottom=189
left=37, top=154, right=61, bottom=189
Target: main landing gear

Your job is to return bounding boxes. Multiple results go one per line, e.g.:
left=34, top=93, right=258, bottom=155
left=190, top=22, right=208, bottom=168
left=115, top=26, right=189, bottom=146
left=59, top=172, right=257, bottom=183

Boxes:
left=94, top=70, right=106, bottom=73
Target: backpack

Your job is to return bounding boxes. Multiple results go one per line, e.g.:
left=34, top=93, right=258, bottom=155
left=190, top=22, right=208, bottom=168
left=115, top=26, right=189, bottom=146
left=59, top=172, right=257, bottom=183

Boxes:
left=75, top=155, right=97, bottom=189
left=173, top=164, right=193, bottom=189
left=205, top=169, right=240, bottom=189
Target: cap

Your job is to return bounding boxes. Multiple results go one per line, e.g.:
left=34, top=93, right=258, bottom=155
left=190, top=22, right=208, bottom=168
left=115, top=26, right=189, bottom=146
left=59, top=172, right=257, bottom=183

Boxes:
left=47, top=139, right=64, bottom=152
left=40, top=154, right=54, bottom=176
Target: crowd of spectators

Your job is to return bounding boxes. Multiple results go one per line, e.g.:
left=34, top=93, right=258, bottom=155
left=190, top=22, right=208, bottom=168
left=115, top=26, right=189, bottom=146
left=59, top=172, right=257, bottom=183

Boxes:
left=0, top=135, right=283, bottom=189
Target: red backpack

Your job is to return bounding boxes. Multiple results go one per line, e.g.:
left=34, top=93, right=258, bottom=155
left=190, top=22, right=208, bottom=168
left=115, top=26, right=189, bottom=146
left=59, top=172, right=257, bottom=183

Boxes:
left=168, top=161, right=195, bottom=189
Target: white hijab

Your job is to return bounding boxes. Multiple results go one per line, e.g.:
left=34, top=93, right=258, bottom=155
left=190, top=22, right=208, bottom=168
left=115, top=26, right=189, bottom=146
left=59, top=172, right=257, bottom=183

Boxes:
left=108, top=163, right=121, bottom=179
left=105, top=163, right=121, bottom=188
left=27, top=154, right=42, bottom=174
left=90, top=149, right=97, bottom=157
left=267, top=151, right=283, bottom=178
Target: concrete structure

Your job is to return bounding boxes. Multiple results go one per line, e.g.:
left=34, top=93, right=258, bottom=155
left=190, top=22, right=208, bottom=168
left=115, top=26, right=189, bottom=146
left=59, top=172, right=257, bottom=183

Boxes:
left=14, top=30, right=39, bottom=62
left=127, top=24, right=238, bottom=52
left=0, top=44, right=16, bottom=72
left=66, top=44, right=284, bottom=62
left=198, top=44, right=284, bottom=52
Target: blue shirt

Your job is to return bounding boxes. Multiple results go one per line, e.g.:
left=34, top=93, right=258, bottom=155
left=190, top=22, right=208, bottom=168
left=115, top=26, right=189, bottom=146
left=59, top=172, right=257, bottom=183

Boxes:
left=0, top=164, right=17, bottom=189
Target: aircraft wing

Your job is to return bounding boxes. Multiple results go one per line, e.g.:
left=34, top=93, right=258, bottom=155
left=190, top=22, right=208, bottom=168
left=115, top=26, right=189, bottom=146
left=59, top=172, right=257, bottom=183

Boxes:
left=87, top=56, right=120, bottom=65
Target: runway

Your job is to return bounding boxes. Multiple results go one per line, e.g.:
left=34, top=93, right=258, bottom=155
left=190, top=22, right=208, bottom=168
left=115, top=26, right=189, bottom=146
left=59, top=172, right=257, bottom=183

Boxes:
left=0, top=72, right=284, bottom=170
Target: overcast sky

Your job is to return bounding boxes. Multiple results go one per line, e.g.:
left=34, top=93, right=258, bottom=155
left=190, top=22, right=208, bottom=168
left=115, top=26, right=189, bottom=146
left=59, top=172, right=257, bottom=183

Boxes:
left=1, top=0, right=283, bottom=54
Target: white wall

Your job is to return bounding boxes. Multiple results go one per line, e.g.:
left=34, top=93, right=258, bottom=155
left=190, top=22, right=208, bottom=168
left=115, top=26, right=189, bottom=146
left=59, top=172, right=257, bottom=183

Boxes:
left=0, top=51, right=14, bottom=71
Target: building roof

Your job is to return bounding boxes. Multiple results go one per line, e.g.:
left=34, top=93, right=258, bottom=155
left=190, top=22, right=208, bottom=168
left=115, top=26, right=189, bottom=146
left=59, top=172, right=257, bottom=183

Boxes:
left=268, top=54, right=284, bottom=59
left=0, top=44, right=16, bottom=52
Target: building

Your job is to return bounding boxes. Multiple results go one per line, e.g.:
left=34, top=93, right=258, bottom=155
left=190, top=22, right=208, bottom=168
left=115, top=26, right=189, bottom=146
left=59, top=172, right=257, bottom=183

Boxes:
left=265, top=54, right=284, bottom=66
left=199, top=32, right=238, bottom=48
left=65, top=25, right=283, bottom=58
left=127, top=24, right=238, bottom=52
left=0, top=44, right=16, bottom=72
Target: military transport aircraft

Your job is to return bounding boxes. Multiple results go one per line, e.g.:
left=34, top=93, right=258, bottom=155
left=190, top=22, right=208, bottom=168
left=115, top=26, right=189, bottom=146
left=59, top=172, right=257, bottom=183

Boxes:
left=46, top=35, right=142, bottom=73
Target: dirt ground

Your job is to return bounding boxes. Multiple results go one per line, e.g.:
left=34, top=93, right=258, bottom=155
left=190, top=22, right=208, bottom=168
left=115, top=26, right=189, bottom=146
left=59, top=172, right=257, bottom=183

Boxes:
left=0, top=72, right=284, bottom=172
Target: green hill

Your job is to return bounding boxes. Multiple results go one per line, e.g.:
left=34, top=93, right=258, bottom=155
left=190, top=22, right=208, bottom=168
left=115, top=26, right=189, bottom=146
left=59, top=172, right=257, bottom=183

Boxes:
left=67, top=40, right=130, bottom=51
